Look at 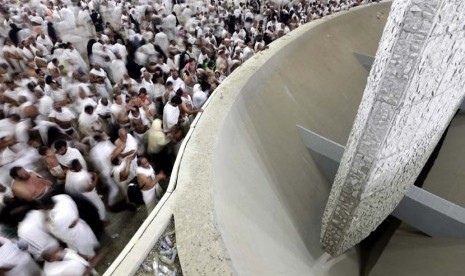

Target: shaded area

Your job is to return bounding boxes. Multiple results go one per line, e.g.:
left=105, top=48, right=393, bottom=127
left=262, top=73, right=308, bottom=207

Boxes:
left=370, top=113, right=465, bottom=275
left=357, top=113, right=454, bottom=276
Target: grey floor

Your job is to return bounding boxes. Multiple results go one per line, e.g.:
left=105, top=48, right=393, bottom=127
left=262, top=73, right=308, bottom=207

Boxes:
left=96, top=206, right=148, bottom=274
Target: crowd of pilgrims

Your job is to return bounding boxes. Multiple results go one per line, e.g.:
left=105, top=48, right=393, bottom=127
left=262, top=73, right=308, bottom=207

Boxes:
left=0, top=0, right=380, bottom=274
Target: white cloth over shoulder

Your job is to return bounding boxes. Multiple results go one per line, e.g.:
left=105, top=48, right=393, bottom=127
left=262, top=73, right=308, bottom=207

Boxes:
left=163, top=103, right=179, bottom=132
left=112, top=157, right=137, bottom=189
left=193, top=84, right=207, bottom=108
left=47, top=194, right=99, bottom=257
left=147, top=119, right=170, bottom=154
left=89, top=140, right=115, bottom=174
left=43, top=248, right=89, bottom=276
left=137, top=166, right=162, bottom=212
left=65, top=170, right=106, bottom=220
left=0, top=237, right=42, bottom=276
left=17, top=210, right=59, bottom=260
left=123, top=133, right=138, bottom=154
left=56, top=147, right=87, bottom=170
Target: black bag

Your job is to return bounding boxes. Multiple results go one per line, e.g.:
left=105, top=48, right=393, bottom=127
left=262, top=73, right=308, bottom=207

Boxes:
left=127, top=183, right=144, bottom=205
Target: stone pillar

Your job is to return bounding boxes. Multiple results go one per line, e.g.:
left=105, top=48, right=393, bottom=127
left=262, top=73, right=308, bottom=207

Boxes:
left=321, top=0, right=465, bottom=256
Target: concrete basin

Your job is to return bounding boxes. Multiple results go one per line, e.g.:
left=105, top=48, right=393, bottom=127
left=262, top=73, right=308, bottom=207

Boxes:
left=174, top=2, right=390, bottom=275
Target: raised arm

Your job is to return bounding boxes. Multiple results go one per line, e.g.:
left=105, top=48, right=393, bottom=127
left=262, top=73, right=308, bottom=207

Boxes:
left=119, top=153, right=136, bottom=182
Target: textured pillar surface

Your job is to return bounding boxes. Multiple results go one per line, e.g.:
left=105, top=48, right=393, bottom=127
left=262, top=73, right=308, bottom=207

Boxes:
left=321, top=0, right=465, bottom=255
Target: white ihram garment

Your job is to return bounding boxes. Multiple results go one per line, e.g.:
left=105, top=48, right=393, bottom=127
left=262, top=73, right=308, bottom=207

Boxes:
left=0, top=237, right=42, bottom=276
left=122, top=133, right=139, bottom=169
left=56, top=147, right=87, bottom=170
left=17, top=210, right=59, bottom=260
left=43, top=248, right=89, bottom=276
left=47, top=195, right=99, bottom=257
left=162, top=103, right=180, bottom=133
left=137, top=166, right=163, bottom=212
left=65, top=170, right=106, bottom=220
left=112, top=158, right=137, bottom=198
left=90, top=141, right=122, bottom=205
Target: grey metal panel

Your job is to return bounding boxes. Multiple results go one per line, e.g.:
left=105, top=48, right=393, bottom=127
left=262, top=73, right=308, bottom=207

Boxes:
left=298, top=124, right=465, bottom=240
left=297, top=125, right=345, bottom=162
left=393, top=186, right=465, bottom=239
left=297, top=125, right=345, bottom=182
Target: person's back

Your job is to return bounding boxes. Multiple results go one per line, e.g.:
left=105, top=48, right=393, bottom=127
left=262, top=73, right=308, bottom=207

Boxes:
left=155, top=31, right=169, bottom=55
left=147, top=119, right=170, bottom=154
left=65, top=169, right=92, bottom=195
left=163, top=100, right=180, bottom=133
left=47, top=194, right=99, bottom=258
left=90, top=139, right=115, bottom=173
left=65, top=161, right=105, bottom=222
left=17, top=210, right=59, bottom=260
left=193, top=87, right=207, bottom=109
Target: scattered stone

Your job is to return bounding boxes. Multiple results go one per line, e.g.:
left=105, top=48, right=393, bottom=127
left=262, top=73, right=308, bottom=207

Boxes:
left=135, top=218, right=182, bottom=276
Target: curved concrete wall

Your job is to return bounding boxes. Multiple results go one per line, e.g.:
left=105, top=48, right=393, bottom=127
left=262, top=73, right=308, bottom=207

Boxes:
left=174, top=3, right=391, bottom=276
